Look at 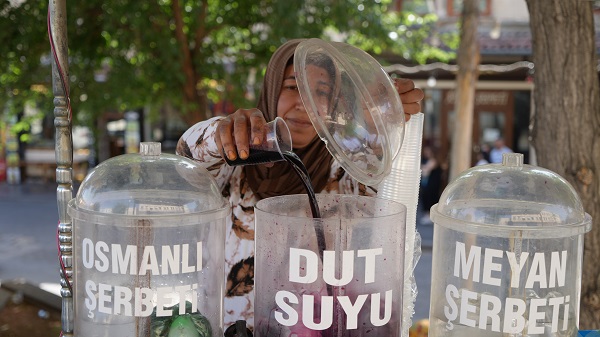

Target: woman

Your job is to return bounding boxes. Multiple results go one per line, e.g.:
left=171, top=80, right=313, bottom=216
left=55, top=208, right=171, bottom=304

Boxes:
left=176, top=39, right=424, bottom=330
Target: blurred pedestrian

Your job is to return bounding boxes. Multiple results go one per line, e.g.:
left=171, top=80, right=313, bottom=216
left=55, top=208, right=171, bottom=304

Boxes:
left=419, top=145, right=442, bottom=221
left=475, top=151, right=489, bottom=166
left=489, top=138, right=512, bottom=163
left=480, top=143, right=491, bottom=163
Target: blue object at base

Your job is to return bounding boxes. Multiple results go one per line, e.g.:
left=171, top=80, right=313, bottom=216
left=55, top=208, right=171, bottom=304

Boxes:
left=579, top=331, right=600, bottom=337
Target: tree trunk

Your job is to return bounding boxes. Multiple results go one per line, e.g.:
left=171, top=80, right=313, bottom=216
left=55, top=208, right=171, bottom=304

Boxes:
left=449, top=0, right=480, bottom=181
left=172, top=0, right=209, bottom=125
left=181, top=90, right=209, bottom=126
left=526, top=0, right=600, bottom=329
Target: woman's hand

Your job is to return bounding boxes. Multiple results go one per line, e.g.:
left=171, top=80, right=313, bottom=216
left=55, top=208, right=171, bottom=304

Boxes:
left=216, top=108, right=267, bottom=162
left=393, top=78, right=425, bottom=121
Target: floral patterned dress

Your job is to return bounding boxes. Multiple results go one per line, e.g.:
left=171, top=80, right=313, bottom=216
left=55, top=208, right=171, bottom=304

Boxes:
left=176, top=116, right=375, bottom=330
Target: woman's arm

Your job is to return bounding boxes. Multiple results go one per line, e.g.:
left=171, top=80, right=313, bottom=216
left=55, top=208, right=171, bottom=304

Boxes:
left=176, top=116, right=235, bottom=185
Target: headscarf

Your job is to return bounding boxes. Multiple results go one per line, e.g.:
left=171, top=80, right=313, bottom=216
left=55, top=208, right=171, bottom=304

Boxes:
left=245, top=39, right=334, bottom=198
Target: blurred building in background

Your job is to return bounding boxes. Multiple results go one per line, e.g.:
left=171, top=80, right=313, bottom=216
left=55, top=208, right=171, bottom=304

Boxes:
left=386, top=0, right=600, bottom=201
left=391, top=0, right=535, bottom=170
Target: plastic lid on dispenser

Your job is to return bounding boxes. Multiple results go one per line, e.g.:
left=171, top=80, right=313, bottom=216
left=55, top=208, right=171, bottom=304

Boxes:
left=70, top=142, right=227, bottom=219
left=430, top=153, right=592, bottom=238
left=294, top=38, right=405, bottom=186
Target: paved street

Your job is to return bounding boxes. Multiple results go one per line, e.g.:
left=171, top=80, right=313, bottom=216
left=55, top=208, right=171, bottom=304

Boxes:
left=414, top=210, right=433, bottom=321
left=0, top=180, right=434, bottom=322
left=0, top=181, right=64, bottom=296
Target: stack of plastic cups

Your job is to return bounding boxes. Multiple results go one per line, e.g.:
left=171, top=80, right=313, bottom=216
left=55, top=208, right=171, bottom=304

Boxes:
left=377, top=112, right=424, bottom=337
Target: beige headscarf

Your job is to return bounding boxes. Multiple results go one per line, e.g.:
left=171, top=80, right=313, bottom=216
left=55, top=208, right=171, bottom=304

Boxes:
left=245, top=39, right=334, bottom=198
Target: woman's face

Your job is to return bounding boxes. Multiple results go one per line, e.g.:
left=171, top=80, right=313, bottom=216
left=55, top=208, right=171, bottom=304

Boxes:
left=277, top=64, right=331, bottom=148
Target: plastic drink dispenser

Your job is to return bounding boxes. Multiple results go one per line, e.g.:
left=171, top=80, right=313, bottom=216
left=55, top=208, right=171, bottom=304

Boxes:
left=429, top=153, right=592, bottom=336
left=68, top=142, right=228, bottom=337
left=254, top=194, right=406, bottom=336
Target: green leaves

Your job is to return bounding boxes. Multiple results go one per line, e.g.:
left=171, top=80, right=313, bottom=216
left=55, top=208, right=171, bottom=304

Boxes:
left=2, top=0, right=453, bottom=136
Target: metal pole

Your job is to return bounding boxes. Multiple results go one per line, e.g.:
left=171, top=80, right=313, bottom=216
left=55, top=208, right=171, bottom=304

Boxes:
left=49, top=0, right=74, bottom=336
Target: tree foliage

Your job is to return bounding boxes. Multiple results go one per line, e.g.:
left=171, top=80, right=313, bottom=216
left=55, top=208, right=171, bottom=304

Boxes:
left=1, top=0, right=453, bottom=134
left=0, top=1, right=52, bottom=134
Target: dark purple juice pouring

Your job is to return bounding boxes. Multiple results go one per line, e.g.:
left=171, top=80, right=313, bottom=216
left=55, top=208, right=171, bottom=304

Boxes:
left=282, top=150, right=335, bottom=311
left=282, top=151, right=328, bottom=282
left=226, top=148, right=326, bottom=257
left=225, top=148, right=321, bottom=219
left=281, top=151, right=321, bottom=219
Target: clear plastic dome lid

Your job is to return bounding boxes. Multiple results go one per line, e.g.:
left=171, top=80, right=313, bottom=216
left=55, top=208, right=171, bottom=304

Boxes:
left=294, top=38, right=405, bottom=186
left=71, top=142, right=227, bottom=217
left=431, top=153, right=592, bottom=237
